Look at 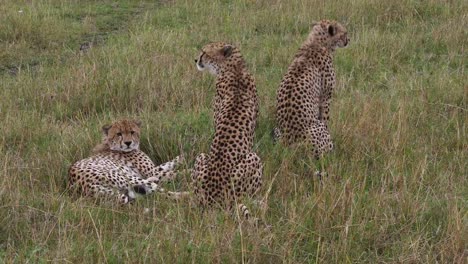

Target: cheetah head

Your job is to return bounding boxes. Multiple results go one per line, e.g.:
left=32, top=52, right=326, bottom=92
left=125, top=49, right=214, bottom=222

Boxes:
left=195, top=42, right=243, bottom=75
left=101, top=119, right=141, bottom=152
left=310, top=20, right=349, bottom=51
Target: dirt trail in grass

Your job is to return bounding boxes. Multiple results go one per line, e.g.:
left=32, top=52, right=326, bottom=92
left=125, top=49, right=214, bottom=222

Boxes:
left=0, top=1, right=160, bottom=76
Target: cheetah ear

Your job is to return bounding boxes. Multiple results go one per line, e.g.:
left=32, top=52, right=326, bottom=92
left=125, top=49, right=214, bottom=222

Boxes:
left=221, top=45, right=233, bottom=58
left=134, top=120, right=142, bottom=127
left=328, top=24, right=336, bottom=36
left=102, top=124, right=112, bottom=135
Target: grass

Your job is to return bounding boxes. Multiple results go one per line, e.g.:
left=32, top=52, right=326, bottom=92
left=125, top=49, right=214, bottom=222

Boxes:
left=1, top=0, right=467, bottom=262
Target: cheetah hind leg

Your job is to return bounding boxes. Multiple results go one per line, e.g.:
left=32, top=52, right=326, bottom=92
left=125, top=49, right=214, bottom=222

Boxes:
left=232, top=152, right=263, bottom=200
left=153, top=155, right=185, bottom=182
left=232, top=152, right=264, bottom=226
left=163, top=153, right=213, bottom=203
left=305, top=120, right=334, bottom=159
left=166, top=153, right=209, bottom=200
left=162, top=153, right=210, bottom=201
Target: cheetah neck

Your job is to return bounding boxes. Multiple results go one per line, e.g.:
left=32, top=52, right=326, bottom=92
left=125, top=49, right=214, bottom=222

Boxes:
left=216, top=69, right=252, bottom=96
left=91, top=143, right=138, bottom=155
left=301, top=34, right=336, bottom=54
left=92, top=143, right=110, bottom=153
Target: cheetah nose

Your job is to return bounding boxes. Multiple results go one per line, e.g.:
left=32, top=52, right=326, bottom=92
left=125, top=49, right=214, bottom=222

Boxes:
left=124, top=141, right=132, bottom=147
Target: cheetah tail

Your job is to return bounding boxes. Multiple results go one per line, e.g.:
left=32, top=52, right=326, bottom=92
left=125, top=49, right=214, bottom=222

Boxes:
left=237, top=203, right=270, bottom=229
left=272, top=127, right=281, bottom=143
left=237, top=203, right=251, bottom=220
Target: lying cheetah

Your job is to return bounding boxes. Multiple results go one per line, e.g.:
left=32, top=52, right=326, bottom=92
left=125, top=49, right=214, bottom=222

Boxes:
left=68, top=119, right=182, bottom=204
left=191, top=42, right=263, bottom=221
left=276, top=20, right=349, bottom=157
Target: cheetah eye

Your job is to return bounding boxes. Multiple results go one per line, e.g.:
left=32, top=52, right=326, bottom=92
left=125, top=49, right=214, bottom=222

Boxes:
left=116, top=132, right=122, bottom=137
left=130, top=131, right=135, bottom=135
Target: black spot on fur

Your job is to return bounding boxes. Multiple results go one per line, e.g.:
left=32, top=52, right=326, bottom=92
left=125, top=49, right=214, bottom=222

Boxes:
left=133, top=185, right=147, bottom=195
left=328, top=25, right=336, bottom=36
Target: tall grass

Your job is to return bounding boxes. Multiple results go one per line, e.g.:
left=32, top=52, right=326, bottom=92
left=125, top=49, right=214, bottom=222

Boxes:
left=1, top=0, right=466, bottom=262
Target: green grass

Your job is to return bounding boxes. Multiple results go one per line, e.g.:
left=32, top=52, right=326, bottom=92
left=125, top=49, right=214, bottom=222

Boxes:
left=1, top=0, right=467, bottom=262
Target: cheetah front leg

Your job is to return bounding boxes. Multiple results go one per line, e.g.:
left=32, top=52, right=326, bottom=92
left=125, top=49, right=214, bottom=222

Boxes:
left=127, top=175, right=166, bottom=195
left=102, top=167, right=164, bottom=196
left=130, top=176, right=190, bottom=201
left=319, top=71, right=335, bottom=127
left=86, top=184, right=135, bottom=204
left=132, top=152, right=183, bottom=183
left=319, top=93, right=332, bottom=127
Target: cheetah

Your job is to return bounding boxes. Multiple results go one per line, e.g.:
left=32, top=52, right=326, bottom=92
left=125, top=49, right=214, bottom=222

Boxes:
left=275, top=20, right=349, bottom=158
left=68, top=119, right=182, bottom=204
left=191, top=42, right=263, bottom=221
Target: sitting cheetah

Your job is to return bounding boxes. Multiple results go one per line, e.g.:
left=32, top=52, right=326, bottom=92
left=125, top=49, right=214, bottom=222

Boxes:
left=68, top=119, right=182, bottom=204
left=275, top=20, right=349, bottom=158
left=191, top=42, right=263, bottom=221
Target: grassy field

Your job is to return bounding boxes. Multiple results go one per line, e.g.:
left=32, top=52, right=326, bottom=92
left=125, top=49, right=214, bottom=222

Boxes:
left=1, top=0, right=467, bottom=262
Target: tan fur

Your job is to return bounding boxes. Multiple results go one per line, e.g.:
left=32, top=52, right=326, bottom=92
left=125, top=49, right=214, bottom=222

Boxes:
left=275, top=20, right=349, bottom=158
left=92, top=119, right=141, bottom=153
left=68, top=119, right=181, bottom=204
left=193, top=42, right=263, bottom=220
